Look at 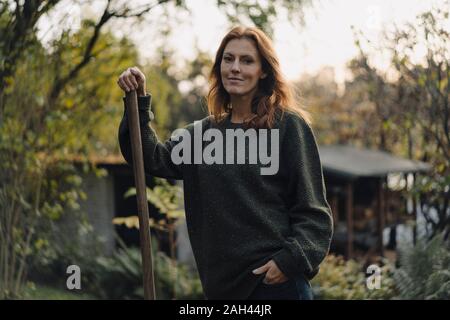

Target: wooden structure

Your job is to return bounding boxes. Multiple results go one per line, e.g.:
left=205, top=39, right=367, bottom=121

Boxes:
left=319, top=145, right=431, bottom=259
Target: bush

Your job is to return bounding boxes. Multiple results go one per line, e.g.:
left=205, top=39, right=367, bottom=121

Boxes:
left=27, top=214, right=106, bottom=292
left=153, top=249, right=204, bottom=300
left=313, top=234, right=450, bottom=300
left=394, top=234, right=450, bottom=299
left=88, top=240, right=204, bottom=300
left=311, top=255, right=397, bottom=300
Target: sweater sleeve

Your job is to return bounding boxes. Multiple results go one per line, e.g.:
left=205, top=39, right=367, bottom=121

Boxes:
left=118, top=94, right=183, bottom=180
left=272, top=113, right=333, bottom=280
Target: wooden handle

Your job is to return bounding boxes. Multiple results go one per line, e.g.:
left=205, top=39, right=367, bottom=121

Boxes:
left=125, top=90, right=156, bottom=300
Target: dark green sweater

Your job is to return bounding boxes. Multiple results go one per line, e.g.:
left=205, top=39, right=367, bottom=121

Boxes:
left=118, top=95, right=333, bottom=299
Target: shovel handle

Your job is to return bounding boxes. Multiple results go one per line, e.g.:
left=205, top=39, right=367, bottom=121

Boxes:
left=125, top=90, right=156, bottom=300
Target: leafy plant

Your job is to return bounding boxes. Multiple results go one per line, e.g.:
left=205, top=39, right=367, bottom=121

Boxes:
left=394, top=234, right=450, bottom=299
left=90, top=237, right=203, bottom=300
left=123, top=178, right=185, bottom=220
left=311, top=254, right=397, bottom=300
left=114, top=177, right=192, bottom=298
left=0, top=17, right=137, bottom=298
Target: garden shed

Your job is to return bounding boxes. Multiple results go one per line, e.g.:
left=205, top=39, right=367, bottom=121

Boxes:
left=320, top=145, right=432, bottom=259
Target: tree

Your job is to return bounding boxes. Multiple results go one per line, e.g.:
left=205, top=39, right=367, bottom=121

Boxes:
left=331, top=4, right=449, bottom=239
left=0, top=25, right=138, bottom=299
left=388, top=5, right=450, bottom=239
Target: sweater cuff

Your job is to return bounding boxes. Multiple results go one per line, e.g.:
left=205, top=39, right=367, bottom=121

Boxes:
left=271, top=249, right=304, bottom=279
left=122, top=94, right=154, bottom=122
left=137, top=94, right=151, bottom=110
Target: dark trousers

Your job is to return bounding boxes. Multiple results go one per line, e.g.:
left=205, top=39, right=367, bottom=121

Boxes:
left=247, top=275, right=313, bottom=300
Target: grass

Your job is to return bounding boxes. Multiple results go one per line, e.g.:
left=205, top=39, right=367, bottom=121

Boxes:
left=21, top=282, right=97, bottom=300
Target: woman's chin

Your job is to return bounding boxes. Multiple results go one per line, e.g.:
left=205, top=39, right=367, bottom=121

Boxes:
left=226, top=88, right=246, bottom=96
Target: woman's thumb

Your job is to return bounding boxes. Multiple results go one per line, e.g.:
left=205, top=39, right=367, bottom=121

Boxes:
left=252, top=263, right=269, bottom=275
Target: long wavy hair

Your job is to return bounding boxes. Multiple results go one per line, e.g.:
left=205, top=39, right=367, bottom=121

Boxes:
left=207, top=26, right=310, bottom=128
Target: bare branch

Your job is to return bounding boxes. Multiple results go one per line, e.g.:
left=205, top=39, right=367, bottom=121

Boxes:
left=111, top=0, right=171, bottom=18
left=48, top=0, right=171, bottom=103
left=48, top=1, right=113, bottom=102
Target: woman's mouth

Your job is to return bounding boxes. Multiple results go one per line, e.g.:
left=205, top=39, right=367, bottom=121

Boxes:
left=228, top=78, right=244, bottom=84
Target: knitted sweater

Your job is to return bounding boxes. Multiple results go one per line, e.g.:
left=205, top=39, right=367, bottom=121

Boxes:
left=118, top=95, right=333, bottom=299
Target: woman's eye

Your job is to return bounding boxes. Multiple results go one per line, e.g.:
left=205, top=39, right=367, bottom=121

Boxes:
left=223, top=56, right=252, bottom=64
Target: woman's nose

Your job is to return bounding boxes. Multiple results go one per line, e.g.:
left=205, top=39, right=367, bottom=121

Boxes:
left=231, top=60, right=240, bottom=72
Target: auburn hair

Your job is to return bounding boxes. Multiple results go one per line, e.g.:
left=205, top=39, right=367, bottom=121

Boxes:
left=207, top=26, right=310, bottom=128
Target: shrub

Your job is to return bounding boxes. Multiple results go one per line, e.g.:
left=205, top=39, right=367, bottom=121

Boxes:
left=311, top=254, right=397, bottom=300
left=89, top=239, right=204, bottom=300
left=394, top=234, right=450, bottom=299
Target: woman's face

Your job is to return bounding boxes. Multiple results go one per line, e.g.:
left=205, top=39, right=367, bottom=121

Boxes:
left=220, top=38, right=266, bottom=98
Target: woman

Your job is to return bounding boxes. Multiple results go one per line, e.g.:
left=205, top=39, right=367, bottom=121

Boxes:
left=117, top=26, right=333, bottom=300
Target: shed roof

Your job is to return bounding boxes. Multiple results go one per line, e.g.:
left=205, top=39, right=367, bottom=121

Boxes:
left=319, top=145, right=432, bottom=180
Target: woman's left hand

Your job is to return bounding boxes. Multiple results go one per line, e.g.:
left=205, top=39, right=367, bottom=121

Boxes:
left=252, top=259, right=288, bottom=285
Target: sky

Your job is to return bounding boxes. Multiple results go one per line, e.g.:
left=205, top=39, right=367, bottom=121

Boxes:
left=37, top=0, right=448, bottom=85
left=132, top=0, right=445, bottom=84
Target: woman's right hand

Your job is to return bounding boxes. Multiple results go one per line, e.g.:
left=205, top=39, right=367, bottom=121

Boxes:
left=117, top=66, right=147, bottom=96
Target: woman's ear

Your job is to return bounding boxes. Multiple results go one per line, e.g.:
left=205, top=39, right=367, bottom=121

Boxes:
left=260, top=73, right=267, bottom=79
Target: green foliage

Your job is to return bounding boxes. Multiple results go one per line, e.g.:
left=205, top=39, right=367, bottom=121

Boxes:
left=22, top=282, right=96, bottom=300
left=311, top=255, right=397, bottom=300
left=90, top=240, right=203, bottom=300
left=302, top=4, right=449, bottom=238
left=46, top=25, right=139, bottom=155
left=143, top=60, right=184, bottom=139
left=110, top=178, right=203, bottom=300
left=27, top=207, right=106, bottom=295
left=0, top=15, right=137, bottom=297
left=0, top=125, right=92, bottom=298
left=215, top=0, right=312, bottom=36
left=394, top=234, right=450, bottom=300
left=91, top=245, right=145, bottom=299
left=313, top=235, right=450, bottom=300
left=124, top=178, right=184, bottom=220
left=153, top=248, right=204, bottom=300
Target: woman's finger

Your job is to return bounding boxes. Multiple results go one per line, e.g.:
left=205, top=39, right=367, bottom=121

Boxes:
left=130, top=67, right=143, bottom=79
left=118, top=78, right=129, bottom=92
left=252, top=263, right=270, bottom=275
left=121, top=77, right=132, bottom=92
left=131, top=68, right=145, bottom=85
left=130, top=75, right=139, bottom=89
left=123, top=74, right=135, bottom=91
left=262, top=275, right=276, bottom=284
